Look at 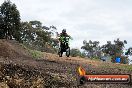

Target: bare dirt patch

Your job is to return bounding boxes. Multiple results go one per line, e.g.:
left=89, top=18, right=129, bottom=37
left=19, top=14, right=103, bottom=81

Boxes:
left=0, top=39, right=132, bottom=88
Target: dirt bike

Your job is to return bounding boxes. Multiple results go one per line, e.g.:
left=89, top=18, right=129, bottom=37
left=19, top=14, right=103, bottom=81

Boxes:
left=58, top=36, right=70, bottom=57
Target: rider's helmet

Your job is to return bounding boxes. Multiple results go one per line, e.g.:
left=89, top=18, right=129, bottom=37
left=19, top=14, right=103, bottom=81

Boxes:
left=62, top=29, right=66, bottom=33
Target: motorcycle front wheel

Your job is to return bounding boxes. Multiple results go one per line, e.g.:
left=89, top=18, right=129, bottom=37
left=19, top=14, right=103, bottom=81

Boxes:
left=66, top=47, right=70, bottom=57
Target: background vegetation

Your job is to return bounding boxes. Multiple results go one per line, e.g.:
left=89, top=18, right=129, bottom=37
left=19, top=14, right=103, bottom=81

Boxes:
left=0, top=0, right=132, bottom=64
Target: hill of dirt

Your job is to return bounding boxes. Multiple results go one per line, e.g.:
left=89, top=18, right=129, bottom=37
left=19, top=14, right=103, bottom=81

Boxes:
left=0, top=39, right=132, bottom=88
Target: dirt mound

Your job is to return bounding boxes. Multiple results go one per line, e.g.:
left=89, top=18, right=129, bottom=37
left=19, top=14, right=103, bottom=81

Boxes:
left=0, top=39, right=31, bottom=59
left=0, top=40, right=77, bottom=87
left=0, top=39, right=132, bottom=88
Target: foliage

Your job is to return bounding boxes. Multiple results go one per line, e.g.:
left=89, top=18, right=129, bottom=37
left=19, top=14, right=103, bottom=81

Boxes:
left=101, top=38, right=127, bottom=63
left=81, top=40, right=101, bottom=59
left=81, top=38, right=129, bottom=64
left=0, top=0, right=21, bottom=40
left=20, top=21, right=59, bottom=53
left=0, top=14, right=4, bottom=38
left=70, top=48, right=81, bottom=57
left=80, top=51, right=87, bottom=58
left=0, top=1, right=130, bottom=65
left=70, top=48, right=87, bottom=58
left=101, top=38, right=127, bottom=56
left=125, top=47, right=132, bottom=55
left=20, top=43, right=43, bottom=59
left=29, top=50, right=43, bottom=59
left=0, top=1, right=59, bottom=53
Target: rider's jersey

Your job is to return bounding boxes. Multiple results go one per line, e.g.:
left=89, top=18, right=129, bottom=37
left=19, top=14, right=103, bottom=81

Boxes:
left=58, top=33, right=71, bottom=42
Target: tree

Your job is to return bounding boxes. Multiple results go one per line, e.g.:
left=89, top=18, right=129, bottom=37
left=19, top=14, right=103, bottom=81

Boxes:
left=101, top=38, right=127, bottom=63
left=20, top=21, right=59, bottom=53
left=101, top=41, right=115, bottom=56
left=125, top=47, right=132, bottom=55
left=114, top=38, right=127, bottom=54
left=20, top=21, right=49, bottom=50
left=0, top=0, right=21, bottom=40
left=20, top=22, right=34, bottom=43
left=48, top=25, right=59, bottom=49
left=0, top=12, right=5, bottom=38
left=101, top=38, right=127, bottom=56
left=81, top=40, right=101, bottom=59
left=70, top=48, right=87, bottom=58
left=70, top=48, right=81, bottom=57
left=29, top=20, right=42, bottom=29
left=80, top=51, right=87, bottom=58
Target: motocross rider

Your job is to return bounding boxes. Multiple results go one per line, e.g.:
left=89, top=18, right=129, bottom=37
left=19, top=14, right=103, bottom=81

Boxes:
left=58, top=29, right=72, bottom=49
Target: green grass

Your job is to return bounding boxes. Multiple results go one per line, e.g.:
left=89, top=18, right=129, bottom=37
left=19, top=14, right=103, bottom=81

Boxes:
left=20, top=43, right=28, bottom=49
left=29, top=50, right=43, bottom=59
left=20, top=43, right=43, bottom=59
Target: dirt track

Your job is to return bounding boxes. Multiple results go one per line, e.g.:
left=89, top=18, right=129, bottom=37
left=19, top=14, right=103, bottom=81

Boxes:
left=0, top=39, right=132, bottom=88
